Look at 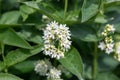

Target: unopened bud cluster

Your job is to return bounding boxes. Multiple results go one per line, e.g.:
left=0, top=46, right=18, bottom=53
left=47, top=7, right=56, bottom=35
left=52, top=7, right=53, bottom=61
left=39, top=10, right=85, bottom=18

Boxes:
left=43, top=21, right=71, bottom=59
left=98, top=24, right=115, bottom=54
left=34, top=59, right=63, bottom=80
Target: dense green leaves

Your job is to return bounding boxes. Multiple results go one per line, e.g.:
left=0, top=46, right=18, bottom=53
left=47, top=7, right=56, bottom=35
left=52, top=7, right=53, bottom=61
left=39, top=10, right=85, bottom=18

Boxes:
left=59, top=47, right=84, bottom=80
left=4, top=45, right=43, bottom=67
left=0, top=28, right=32, bottom=49
left=0, top=73, right=23, bottom=80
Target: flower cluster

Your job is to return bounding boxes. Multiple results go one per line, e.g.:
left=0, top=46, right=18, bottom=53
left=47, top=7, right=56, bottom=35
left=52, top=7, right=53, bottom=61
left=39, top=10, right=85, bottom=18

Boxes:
left=34, top=59, right=63, bottom=80
left=43, top=21, right=71, bottom=59
left=34, top=59, right=51, bottom=76
left=98, top=24, right=115, bottom=54
left=46, top=68, right=63, bottom=80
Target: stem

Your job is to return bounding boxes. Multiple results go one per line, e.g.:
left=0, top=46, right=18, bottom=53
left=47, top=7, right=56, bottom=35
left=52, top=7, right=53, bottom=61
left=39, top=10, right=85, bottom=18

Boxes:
left=0, top=42, right=7, bottom=73
left=74, top=0, right=79, bottom=11
left=1, top=42, right=5, bottom=61
left=64, top=0, right=68, bottom=19
left=0, top=0, right=2, bottom=16
left=93, top=42, right=98, bottom=79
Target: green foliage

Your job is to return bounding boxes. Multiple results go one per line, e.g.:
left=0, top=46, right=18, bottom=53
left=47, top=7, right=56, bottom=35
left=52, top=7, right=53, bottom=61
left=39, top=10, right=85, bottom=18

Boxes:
left=0, top=11, right=20, bottom=24
left=4, top=45, right=43, bottom=67
left=59, top=47, right=84, bottom=80
left=0, top=28, right=32, bottom=49
left=0, top=73, right=23, bottom=80
left=0, top=0, right=120, bottom=80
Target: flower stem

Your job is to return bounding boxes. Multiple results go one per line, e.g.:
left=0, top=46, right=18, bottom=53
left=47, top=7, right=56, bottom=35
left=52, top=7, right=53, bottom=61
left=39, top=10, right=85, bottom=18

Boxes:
left=0, top=42, right=8, bottom=73
left=64, top=0, right=68, bottom=19
left=1, top=42, right=5, bottom=61
left=0, top=0, right=2, bottom=16
left=93, top=42, right=98, bottom=79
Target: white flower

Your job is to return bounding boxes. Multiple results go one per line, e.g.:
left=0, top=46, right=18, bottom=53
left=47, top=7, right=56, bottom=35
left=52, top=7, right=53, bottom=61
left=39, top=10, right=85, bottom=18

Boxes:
left=46, top=67, right=63, bottom=80
left=105, top=48, right=114, bottom=54
left=34, top=60, right=48, bottom=76
left=43, top=21, right=71, bottom=59
left=98, top=42, right=106, bottom=50
left=106, top=24, right=115, bottom=33
left=105, top=43, right=114, bottom=54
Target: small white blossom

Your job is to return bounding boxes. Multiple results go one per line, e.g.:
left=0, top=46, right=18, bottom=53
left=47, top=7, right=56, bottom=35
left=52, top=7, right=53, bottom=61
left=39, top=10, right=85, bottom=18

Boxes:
left=46, top=67, right=63, bottom=80
left=98, top=42, right=106, bottom=50
left=43, top=21, right=71, bottom=59
left=34, top=60, right=48, bottom=76
left=106, top=24, right=115, bottom=33
left=105, top=43, right=114, bottom=54
left=105, top=48, right=114, bottom=54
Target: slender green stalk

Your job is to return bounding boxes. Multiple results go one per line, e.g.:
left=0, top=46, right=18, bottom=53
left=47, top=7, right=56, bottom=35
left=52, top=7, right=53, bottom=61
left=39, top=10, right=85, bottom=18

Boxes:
left=1, top=42, right=5, bottom=61
left=64, top=0, right=68, bottom=19
left=93, top=42, right=98, bottom=79
left=74, top=0, right=79, bottom=11
left=0, top=0, right=2, bottom=16
left=0, top=42, right=8, bottom=73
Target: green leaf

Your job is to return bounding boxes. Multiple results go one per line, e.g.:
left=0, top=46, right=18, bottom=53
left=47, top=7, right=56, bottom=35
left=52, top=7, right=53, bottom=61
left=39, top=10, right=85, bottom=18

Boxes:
left=59, top=47, right=84, bottom=80
left=96, top=72, right=120, bottom=80
left=4, top=45, right=43, bottom=67
left=20, top=5, right=36, bottom=21
left=94, top=13, right=107, bottom=23
left=70, top=25, right=99, bottom=42
left=0, top=73, right=23, bottom=80
left=0, top=11, right=20, bottom=24
left=114, top=24, right=120, bottom=33
left=98, top=54, right=119, bottom=71
left=0, top=28, right=32, bottom=49
left=65, top=10, right=80, bottom=25
left=105, top=0, right=120, bottom=4
left=12, top=60, right=36, bottom=74
left=81, top=4, right=98, bottom=22
left=23, top=1, right=62, bottom=22
left=17, top=27, right=43, bottom=44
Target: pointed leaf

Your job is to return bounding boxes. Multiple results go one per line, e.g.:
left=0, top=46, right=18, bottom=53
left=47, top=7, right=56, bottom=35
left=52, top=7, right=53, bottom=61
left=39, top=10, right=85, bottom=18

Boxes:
left=0, top=73, right=23, bottom=80
left=81, top=0, right=99, bottom=22
left=0, top=28, right=32, bottom=49
left=59, top=47, right=84, bottom=80
left=23, top=1, right=62, bottom=22
left=20, top=5, right=36, bottom=21
left=0, top=11, right=20, bottom=24
left=81, top=4, right=98, bottom=22
left=5, top=45, right=43, bottom=67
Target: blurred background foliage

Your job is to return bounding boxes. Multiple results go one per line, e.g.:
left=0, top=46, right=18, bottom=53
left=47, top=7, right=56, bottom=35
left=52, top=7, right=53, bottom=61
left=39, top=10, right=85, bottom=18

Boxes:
left=0, top=0, right=120, bottom=80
